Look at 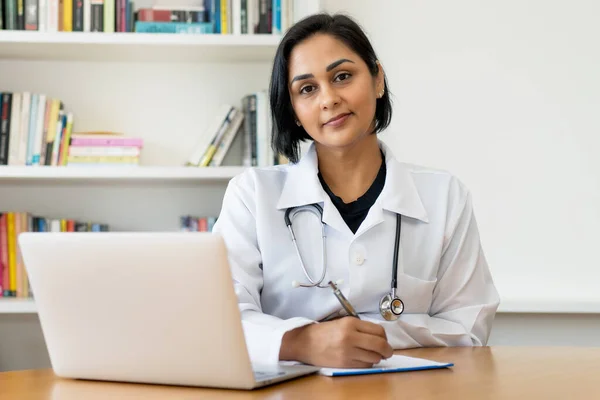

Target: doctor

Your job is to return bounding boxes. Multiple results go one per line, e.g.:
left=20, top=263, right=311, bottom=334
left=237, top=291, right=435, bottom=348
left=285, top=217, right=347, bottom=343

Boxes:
left=212, top=13, right=500, bottom=369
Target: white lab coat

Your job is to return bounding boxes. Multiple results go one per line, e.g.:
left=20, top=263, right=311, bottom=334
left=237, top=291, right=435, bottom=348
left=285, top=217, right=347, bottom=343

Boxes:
left=212, top=140, right=500, bottom=365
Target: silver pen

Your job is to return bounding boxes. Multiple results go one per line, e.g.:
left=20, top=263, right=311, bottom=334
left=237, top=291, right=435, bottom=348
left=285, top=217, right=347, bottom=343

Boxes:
left=328, top=281, right=360, bottom=319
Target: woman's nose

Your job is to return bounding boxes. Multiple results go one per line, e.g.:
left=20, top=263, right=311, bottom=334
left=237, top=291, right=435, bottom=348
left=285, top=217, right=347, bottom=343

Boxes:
left=319, top=85, right=341, bottom=110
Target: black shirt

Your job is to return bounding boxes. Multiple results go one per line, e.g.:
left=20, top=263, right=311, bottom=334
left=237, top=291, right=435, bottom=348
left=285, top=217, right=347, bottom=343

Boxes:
left=318, top=154, right=386, bottom=234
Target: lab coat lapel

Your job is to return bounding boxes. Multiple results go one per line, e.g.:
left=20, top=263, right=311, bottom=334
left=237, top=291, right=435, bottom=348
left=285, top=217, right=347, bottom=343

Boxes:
left=378, top=141, right=430, bottom=223
left=354, top=141, right=429, bottom=237
left=276, top=143, right=352, bottom=237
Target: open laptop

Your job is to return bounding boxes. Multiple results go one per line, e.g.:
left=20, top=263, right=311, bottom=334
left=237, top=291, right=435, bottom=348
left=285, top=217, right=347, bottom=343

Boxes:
left=18, top=231, right=319, bottom=390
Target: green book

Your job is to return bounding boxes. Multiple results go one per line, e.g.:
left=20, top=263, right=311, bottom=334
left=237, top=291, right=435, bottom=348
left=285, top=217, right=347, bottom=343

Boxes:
left=5, top=0, right=18, bottom=30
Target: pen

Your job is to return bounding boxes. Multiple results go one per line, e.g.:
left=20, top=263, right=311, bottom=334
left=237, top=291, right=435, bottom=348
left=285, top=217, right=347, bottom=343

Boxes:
left=328, top=281, right=360, bottom=319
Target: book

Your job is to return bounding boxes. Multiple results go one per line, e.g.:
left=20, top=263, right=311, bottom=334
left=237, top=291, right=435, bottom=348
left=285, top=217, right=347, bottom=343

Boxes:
left=318, top=354, right=454, bottom=377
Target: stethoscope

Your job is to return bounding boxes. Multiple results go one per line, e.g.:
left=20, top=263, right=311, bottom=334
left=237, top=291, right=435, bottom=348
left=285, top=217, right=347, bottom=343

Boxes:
left=284, top=204, right=405, bottom=321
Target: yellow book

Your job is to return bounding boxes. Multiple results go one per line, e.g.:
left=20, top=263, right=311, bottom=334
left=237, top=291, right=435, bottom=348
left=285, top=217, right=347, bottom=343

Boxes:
left=199, top=145, right=218, bottom=167
left=67, top=155, right=139, bottom=164
left=20, top=213, right=29, bottom=298
left=14, top=213, right=22, bottom=297
left=63, top=0, right=73, bottom=31
left=60, top=219, right=67, bottom=232
left=6, top=213, right=16, bottom=296
left=44, top=100, right=61, bottom=165
left=221, top=0, right=228, bottom=33
left=13, top=213, right=29, bottom=298
left=60, top=113, right=74, bottom=166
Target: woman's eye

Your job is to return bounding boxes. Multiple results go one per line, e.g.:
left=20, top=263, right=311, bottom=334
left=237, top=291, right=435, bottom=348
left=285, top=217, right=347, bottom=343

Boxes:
left=334, top=72, right=351, bottom=82
left=300, top=85, right=315, bottom=94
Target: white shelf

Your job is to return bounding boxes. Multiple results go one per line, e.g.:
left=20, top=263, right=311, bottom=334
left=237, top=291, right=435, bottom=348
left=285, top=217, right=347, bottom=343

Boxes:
left=0, top=31, right=282, bottom=63
left=0, top=299, right=36, bottom=314
left=0, top=165, right=247, bottom=182
left=498, top=297, right=600, bottom=314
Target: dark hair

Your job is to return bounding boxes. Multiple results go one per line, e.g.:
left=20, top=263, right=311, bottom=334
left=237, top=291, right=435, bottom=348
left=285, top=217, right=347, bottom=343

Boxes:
left=269, top=13, right=393, bottom=163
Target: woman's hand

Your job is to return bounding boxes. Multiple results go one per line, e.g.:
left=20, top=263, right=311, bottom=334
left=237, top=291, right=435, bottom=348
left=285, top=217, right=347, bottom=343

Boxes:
left=279, top=317, right=394, bottom=368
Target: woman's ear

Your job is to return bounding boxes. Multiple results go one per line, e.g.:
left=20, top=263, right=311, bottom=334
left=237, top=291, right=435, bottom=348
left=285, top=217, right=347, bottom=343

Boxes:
left=375, top=60, right=385, bottom=98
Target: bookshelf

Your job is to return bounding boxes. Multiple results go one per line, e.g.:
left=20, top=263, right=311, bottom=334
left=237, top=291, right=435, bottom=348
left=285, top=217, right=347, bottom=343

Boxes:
left=0, top=31, right=283, bottom=63
left=0, top=299, right=36, bottom=314
left=0, top=1, right=323, bottom=374
left=0, top=165, right=247, bottom=182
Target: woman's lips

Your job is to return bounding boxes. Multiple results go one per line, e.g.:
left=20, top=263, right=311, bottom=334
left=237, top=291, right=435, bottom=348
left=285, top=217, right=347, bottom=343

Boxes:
left=324, top=113, right=351, bottom=127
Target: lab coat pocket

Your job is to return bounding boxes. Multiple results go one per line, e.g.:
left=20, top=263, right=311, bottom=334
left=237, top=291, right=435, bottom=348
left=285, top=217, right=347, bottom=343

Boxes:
left=396, top=273, right=437, bottom=314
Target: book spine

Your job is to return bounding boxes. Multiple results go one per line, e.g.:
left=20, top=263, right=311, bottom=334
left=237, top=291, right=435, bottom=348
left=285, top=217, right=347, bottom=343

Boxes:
left=47, top=0, right=58, bottom=32
left=7, top=93, right=21, bottom=166
left=0, top=93, right=12, bottom=165
left=58, top=113, right=73, bottom=165
left=220, top=0, right=227, bottom=33
left=69, top=137, right=143, bottom=146
left=31, top=94, right=46, bottom=165
left=257, top=0, right=268, bottom=33
left=232, top=0, right=241, bottom=34
left=4, top=0, right=16, bottom=30
left=24, top=0, right=39, bottom=30
left=134, top=21, right=214, bottom=34
left=90, top=0, right=103, bottom=32
left=63, top=0, right=72, bottom=31
left=26, top=93, right=38, bottom=165
left=38, top=0, right=47, bottom=31
left=83, top=0, right=90, bottom=31
left=38, top=98, right=51, bottom=165
left=72, top=0, right=83, bottom=31
left=0, top=216, right=7, bottom=297
left=51, top=112, right=65, bottom=166
left=67, top=155, right=140, bottom=163
left=68, top=146, right=140, bottom=156
left=240, top=0, right=247, bottom=34
left=18, top=92, right=31, bottom=166
left=6, top=213, right=16, bottom=297
left=211, top=0, right=220, bottom=33
left=0, top=215, right=7, bottom=297
left=17, top=0, right=25, bottom=30
left=136, top=9, right=206, bottom=22
left=103, top=0, right=114, bottom=32
left=272, top=0, right=280, bottom=34
left=208, top=112, right=244, bottom=167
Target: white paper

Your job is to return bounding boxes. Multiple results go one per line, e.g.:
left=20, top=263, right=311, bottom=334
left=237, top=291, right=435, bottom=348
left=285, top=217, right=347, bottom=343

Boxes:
left=318, top=355, right=453, bottom=376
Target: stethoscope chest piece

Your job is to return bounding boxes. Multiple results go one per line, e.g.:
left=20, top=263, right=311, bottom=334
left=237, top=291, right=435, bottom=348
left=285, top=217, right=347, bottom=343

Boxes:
left=379, top=289, right=404, bottom=321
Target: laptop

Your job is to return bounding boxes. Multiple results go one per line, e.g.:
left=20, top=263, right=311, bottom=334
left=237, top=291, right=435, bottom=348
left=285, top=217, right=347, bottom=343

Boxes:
left=18, top=231, right=319, bottom=390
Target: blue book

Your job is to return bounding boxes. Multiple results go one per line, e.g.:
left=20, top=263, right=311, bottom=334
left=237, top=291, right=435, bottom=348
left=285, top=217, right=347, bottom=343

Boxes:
left=272, top=0, right=281, bottom=34
left=318, top=355, right=454, bottom=377
left=135, top=22, right=214, bottom=34
left=26, top=93, right=38, bottom=166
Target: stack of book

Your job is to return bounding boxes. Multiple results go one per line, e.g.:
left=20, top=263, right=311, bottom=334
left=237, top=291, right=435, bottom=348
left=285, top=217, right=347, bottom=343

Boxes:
left=66, top=132, right=143, bottom=167
left=0, top=91, right=74, bottom=166
left=180, top=215, right=218, bottom=232
left=186, top=90, right=287, bottom=168
left=0, top=0, right=296, bottom=34
left=1, top=0, right=129, bottom=32
left=0, top=211, right=109, bottom=298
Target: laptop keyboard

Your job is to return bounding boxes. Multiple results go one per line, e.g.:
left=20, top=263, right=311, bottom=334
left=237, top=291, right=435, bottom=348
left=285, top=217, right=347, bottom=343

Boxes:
left=254, top=370, right=286, bottom=381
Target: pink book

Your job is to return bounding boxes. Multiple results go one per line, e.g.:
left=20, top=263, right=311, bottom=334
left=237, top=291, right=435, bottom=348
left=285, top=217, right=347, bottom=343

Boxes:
left=0, top=214, right=6, bottom=297
left=69, top=137, right=144, bottom=148
left=14, top=213, right=22, bottom=298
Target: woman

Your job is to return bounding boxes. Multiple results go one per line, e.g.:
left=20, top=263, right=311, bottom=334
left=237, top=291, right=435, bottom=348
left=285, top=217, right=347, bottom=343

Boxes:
left=212, top=13, right=500, bottom=369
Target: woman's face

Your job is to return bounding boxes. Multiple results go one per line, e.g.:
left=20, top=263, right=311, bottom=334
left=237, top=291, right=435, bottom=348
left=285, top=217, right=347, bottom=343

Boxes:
left=288, top=33, right=384, bottom=151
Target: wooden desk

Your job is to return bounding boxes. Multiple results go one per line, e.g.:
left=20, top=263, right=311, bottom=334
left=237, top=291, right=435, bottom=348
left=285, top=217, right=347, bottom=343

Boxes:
left=1, top=347, right=598, bottom=399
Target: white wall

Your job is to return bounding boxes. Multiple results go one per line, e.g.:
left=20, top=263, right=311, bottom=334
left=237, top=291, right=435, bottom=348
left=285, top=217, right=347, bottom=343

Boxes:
left=323, top=0, right=600, bottom=310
